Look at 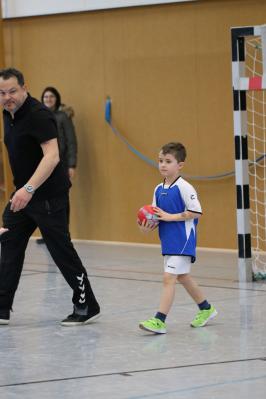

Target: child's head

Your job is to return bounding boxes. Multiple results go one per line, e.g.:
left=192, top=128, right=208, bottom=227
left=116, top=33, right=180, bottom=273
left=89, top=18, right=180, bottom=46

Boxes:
left=160, top=142, right=186, bottom=162
left=159, top=142, right=186, bottom=181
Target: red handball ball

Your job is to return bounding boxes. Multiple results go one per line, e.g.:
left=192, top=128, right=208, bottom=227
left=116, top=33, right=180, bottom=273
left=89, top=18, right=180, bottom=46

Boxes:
left=137, top=205, right=159, bottom=227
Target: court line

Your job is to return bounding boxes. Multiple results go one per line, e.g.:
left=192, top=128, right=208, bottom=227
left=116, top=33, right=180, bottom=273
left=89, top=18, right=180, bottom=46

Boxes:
left=21, top=269, right=266, bottom=292
left=0, top=356, right=265, bottom=388
left=127, top=373, right=266, bottom=399
left=24, top=259, right=237, bottom=282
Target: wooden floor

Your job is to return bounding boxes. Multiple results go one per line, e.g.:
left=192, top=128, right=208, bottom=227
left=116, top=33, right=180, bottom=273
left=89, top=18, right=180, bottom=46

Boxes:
left=0, top=240, right=266, bottom=399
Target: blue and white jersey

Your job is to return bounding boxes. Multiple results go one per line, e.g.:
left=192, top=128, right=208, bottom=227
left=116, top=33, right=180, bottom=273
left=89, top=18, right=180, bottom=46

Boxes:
left=152, top=176, right=202, bottom=262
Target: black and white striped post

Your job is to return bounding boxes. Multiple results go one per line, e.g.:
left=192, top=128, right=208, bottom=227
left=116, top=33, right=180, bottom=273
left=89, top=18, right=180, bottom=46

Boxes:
left=231, top=26, right=254, bottom=282
left=231, top=24, right=266, bottom=281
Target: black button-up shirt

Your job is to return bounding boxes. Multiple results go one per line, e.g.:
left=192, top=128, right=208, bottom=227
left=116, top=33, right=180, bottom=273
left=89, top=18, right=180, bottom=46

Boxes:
left=3, top=94, right=71, bottom=201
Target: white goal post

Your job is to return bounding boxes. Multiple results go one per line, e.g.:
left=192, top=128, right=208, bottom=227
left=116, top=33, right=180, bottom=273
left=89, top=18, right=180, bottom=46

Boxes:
left=231, top=24, right=266, bottom=282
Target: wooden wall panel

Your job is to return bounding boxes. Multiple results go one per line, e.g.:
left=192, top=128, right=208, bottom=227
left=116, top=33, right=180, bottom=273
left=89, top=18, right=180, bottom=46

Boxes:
left=0, top=10, right=13, bottom=210
left=2, top=0, right=266, bottom=248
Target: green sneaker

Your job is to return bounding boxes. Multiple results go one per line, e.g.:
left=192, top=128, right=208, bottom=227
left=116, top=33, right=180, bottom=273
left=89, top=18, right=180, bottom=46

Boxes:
left=190, top=305, right=217, bottom=328
left=139, top=317, right=166, bottom=334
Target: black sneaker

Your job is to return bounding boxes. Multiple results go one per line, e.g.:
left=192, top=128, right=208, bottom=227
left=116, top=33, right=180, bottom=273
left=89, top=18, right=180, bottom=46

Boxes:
left=0, top=309, right=10, bottom=325
left=61, top=309, right=100, bottom=327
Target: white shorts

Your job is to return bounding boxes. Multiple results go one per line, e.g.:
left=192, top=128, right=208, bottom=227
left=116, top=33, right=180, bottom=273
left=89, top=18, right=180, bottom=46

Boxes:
left=163, top=255, right=192, bottom=275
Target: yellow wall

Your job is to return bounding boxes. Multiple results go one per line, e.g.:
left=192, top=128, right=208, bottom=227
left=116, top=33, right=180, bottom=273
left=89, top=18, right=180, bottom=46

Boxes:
left=2, top=0, right=266, bottom=248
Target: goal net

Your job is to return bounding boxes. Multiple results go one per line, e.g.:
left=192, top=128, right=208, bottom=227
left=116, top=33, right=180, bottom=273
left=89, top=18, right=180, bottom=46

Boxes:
left=245, top=36, right=266, bottom=279
left=232, top=25, right=266, bottom=281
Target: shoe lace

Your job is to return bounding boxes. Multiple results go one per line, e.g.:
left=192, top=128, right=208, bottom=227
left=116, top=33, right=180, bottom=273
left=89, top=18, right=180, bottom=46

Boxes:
left=194, top=310, right=205, bottom=321
left=151, top=317, right=163, bottom=326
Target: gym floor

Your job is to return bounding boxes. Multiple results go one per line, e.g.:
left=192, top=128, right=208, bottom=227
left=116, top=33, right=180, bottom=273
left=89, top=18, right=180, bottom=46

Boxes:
left=0, top=240, right=266, bottom=398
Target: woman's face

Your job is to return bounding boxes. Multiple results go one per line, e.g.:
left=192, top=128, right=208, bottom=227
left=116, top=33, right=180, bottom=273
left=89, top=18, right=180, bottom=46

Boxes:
left=43, top=91, right=56, bottom=110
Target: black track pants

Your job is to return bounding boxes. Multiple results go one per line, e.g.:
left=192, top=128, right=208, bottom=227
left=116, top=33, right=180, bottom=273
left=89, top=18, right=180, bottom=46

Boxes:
left=0, top=193, right=99, bottom=313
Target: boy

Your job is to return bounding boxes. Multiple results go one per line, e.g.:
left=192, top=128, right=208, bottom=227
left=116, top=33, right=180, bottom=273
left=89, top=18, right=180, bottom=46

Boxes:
left=138, top=142, right=217, bottom=334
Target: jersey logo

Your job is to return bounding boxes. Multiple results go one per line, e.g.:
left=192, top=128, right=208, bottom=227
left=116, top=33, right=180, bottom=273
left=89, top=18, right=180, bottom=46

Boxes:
left=190, top=194, right=196, bottom=200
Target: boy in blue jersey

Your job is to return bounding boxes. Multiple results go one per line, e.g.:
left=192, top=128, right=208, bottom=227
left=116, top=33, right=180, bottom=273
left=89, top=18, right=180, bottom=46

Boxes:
left=139, top=142, right=217, bottom=334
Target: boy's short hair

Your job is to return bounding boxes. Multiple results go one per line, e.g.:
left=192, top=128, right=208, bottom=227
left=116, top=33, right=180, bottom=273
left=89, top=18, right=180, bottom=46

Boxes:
left=160, top=142, right=186, bottom=162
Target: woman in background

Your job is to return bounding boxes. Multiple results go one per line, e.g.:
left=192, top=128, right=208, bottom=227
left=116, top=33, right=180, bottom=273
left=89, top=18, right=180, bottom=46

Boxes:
left=37, top=87, right=78, bottom=244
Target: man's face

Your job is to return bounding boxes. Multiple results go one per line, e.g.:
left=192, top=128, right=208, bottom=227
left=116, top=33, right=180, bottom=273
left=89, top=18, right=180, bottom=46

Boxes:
left=0, top=77, right=27, bottom=113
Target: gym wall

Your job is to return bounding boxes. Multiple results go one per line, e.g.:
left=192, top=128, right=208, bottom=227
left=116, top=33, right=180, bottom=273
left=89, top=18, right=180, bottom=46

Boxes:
left=2, top=0, right=266, bottom=248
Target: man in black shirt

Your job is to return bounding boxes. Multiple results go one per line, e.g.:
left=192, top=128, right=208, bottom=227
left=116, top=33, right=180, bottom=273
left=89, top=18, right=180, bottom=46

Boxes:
left=0, top=68, right=100, bottom=326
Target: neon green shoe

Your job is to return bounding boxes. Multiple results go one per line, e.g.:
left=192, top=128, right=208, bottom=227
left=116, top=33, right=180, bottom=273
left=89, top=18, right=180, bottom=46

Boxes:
left=190, top=305, right=217, bottom=328
left=139, top=317, right=166, bottom=334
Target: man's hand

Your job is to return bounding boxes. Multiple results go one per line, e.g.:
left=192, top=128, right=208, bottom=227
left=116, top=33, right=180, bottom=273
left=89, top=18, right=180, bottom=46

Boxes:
left=10, top=188, right=33, bottom=212
left=0, top=227, right=8, bottom=235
